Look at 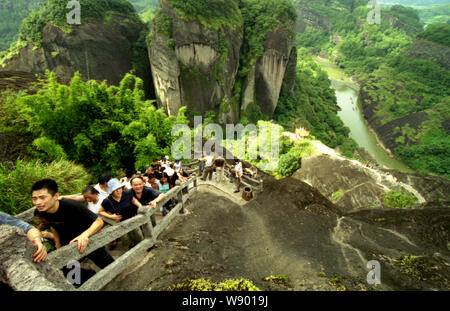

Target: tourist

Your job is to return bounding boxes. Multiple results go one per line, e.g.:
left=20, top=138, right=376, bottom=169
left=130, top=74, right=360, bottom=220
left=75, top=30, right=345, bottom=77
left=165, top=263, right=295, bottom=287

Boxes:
left=174, top=159, right=182, bottom=173
left=81, top=186, right=104, bottom=215
left=244, top=165, right=257, bottom=178
left=156, top=173, right=172, bottom=216
left=149, top=175, right=160, bottom=190
left=32, top=209, right=56, bottom=252
left=95, top=172, right=112, bottom=202
left=200, top=152, right=215, bottom=181
left=177, top=167, right=193, bottom=183
left=130, top=176, right=165, bottom=209
left=98, top=179, right=145, bottom=248
left=130, top=176, right=165, bottom=226
left=120, top=170, right=134, bottom=190
left=0, top=211, right=47, bottom=263
left=213, top=156, right=226, bottom=183
left=31, top=179, right=113, bottom=268
left=232, top=158, right=243, bottom=193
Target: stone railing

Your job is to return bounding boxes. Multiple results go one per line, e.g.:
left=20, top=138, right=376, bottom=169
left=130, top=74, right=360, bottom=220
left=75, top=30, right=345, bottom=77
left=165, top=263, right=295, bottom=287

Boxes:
left=183, top=160, right=263, bottom=193
left=2, top=162, right=263, bottom=291
left=2, top=177, right=199, bottom=291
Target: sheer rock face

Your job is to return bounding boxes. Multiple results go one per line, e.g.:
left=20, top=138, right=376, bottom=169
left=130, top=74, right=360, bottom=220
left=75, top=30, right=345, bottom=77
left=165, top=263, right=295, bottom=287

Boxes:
left=295, top=8, right=330, bottom=33
left=148, top=1, right=296, bottom=122
left=148, top=0, right=242, bottom=122
left=241, top=26, right=297, bottom=116
left=2, top=14, right=145, bottom=86
left=293, top=153, right=450, bottom=213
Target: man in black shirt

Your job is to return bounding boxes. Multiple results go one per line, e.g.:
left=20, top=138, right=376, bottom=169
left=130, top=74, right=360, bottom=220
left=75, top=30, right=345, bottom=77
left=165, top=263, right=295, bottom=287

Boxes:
left=129, top=176, right=165, bottom=226
left=32, top=179, right=114, bottom=269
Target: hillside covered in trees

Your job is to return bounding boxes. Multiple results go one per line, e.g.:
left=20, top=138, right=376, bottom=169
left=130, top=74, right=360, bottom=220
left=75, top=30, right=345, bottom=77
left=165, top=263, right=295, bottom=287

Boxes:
left=293, top=0, right=450, bottom=178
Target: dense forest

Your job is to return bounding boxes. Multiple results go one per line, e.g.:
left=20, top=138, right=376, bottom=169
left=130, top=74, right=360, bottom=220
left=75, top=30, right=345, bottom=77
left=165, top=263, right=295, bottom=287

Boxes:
left=293, top=0, right=450, bottom=178
left=379, top=0, right=450, bottom=6
left=0, top=0, right=158, bottom=53
left=0, top=0, right=46, bottom=51
left=416, top=3, right=450, bottom=25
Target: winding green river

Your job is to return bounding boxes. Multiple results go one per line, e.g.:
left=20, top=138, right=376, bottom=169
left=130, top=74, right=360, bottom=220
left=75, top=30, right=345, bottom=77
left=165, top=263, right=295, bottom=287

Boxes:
left=315, top=57, right=413, bottom=172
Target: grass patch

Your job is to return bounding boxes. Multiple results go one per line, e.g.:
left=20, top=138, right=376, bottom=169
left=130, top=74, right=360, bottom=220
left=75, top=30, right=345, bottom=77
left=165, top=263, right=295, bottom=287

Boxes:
left=170, top=278, right=260, bottom=291
left=399, top=255, right=428, bottom=281
left=383, top=187, right=418, bottom=209
left=331, top=189, right=345, bottom=202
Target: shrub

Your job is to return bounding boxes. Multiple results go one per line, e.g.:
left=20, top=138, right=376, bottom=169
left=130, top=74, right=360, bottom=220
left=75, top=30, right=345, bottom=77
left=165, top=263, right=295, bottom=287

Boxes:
left=383, top=187, right=418, bottom=209
left=170, top=278, right=260, bottom=291
left=278, top=153, right=301, bottom=177
left=0, top=159, right=90, bottom=215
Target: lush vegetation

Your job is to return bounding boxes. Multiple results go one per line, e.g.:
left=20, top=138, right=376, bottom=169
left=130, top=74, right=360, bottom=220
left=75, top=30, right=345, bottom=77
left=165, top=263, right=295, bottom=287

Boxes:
left=417, top=23, right=450, bottom=46
left=416, top=3, right=450, bottom=25
left=383, top=187, right=419, bottom=208
left=0, top=0, right=46, bottom=51
left=170, top=278, right=260, bottom=291
left=0, top=71, right=188, bottom=180
left=232, top=0, right=296, bottom=115
left=168, top=0, right=243, bottom=31
left=0, top=159, right=90, bottom=215
left=128, top=0, right=159, bottom=22
left=19, top=0, right=138, bottom=47
left=0, top=0, right=141, bottom=66
left=292, top=0, right=449, bottom=178
left=275, top=49, right=358, bottom=158
left=0, top=0, right=158, bottom=54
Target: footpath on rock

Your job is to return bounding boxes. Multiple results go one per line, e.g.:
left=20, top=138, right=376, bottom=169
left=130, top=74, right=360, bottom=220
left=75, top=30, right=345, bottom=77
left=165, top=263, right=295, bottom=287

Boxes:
left=104, top=171, right=450, bottom=291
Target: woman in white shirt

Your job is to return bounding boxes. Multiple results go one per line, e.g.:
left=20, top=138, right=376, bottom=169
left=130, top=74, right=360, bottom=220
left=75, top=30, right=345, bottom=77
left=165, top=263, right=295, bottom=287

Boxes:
left=82, top=185, right=105, bottom=215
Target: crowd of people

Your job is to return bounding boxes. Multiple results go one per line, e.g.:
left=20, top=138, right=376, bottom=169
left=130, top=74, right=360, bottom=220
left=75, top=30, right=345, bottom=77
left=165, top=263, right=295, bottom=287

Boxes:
left=0, top=156, right=259, bottom=285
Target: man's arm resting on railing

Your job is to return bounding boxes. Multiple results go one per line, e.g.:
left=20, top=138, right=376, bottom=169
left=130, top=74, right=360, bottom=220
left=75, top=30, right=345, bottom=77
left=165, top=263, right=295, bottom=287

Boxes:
left=150, top=193, right=165, bottom=209
left=26, top=228, right=47, bottom=263
left=69, top=217, right=104, bottom=253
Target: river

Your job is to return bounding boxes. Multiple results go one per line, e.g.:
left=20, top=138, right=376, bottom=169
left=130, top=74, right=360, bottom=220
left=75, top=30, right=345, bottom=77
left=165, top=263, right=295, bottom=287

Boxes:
left=314, top=56, right=413, bottom=172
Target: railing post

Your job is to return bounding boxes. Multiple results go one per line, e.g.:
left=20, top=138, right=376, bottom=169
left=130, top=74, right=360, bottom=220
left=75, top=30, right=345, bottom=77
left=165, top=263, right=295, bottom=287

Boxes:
left=140, top=210, right=155, bottom=241
left=178, top=187, right=184, bottom=214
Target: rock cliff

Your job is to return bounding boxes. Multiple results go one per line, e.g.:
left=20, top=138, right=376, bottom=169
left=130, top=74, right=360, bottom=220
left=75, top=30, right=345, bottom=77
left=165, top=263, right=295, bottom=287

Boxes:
left=2, top=14, right=147, bottom=86
left=148, top=0, right=242, bottom=122
left=292, top=149, right=450, bottom=213
left=241, top=26, right=297, bottom=116
left=148, top=0, right=296, bottom=122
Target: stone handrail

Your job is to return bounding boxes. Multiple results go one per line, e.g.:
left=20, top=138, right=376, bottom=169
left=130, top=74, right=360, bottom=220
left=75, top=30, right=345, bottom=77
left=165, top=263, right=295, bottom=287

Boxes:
left=183, top=160, right=263, bottom=193
left=4, top=177, right=199, bottom=291
left=3, top=161, right=263, bottom=291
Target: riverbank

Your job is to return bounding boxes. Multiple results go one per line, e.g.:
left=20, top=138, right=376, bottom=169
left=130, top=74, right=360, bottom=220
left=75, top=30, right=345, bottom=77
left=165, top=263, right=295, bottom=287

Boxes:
left=313, top=55, right=413, bottom=172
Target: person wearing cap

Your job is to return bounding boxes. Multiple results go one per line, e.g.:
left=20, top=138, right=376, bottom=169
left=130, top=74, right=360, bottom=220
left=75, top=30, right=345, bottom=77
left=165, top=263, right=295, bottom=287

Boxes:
left=98, top=178, right=145, bottom=248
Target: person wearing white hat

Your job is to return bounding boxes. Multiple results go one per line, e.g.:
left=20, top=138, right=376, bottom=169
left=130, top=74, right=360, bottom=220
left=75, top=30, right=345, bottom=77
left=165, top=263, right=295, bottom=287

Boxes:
left=98, top=178, right=146, bottom=248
